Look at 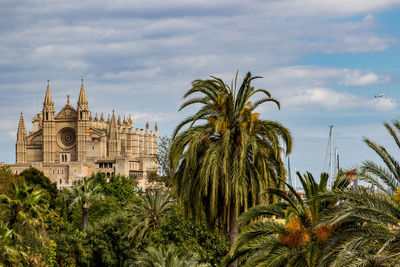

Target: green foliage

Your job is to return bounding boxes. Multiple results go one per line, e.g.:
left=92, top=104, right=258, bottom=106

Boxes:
left=68, top=179, right=104, bottom=229
left=19, top=167, right=58, bottom=203
left=89, top=172, right=138, bottom=205
left=313, top=120, right=400, bottom=266
left=0, top=222, right=27, bottom=266
left=84, top=211, right=135, bottom=266
left=147, top=203, right=228, bottom=266
left=45, top=239, right=57, bottom=266
left=0, top=181, right=48, bottom=230
left=0, top=166, right=18, bottom=196
left=126, top=189, right=174, bottom=248
left=135, top=243, right=208, bottom=267
left=224, top=172, right=349, bottom=267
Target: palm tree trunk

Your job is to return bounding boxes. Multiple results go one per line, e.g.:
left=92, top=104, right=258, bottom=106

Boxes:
left=228, top=200, right=238, bottom=267
left=82, top=207, right=88, bottom=229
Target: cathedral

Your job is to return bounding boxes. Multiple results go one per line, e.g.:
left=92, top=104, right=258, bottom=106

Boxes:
left=8, top=81, right=158, bottom=188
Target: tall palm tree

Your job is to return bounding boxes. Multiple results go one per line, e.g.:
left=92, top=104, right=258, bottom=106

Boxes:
left=134, top=243, right=208, bottom=267
left=224, top=172, right=349, bottom=267
left=69, top=179, right=104, bottom=229
left=125, top=189, right=174, bottom=247
left=169, top=71, right=292, bottom=266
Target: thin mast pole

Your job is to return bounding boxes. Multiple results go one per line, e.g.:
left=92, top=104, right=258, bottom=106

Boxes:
left=288, top=157, right=292, bottom=187
left=336, top=148, right=339, bottom=173
left=329, top=125, right=334, bottom=189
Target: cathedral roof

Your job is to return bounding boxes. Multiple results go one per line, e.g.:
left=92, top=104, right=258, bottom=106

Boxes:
left=55, top=97, right=77, bottom=120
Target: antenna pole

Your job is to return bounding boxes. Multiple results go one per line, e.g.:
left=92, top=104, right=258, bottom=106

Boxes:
left=329, top=125, right=334, bottom=189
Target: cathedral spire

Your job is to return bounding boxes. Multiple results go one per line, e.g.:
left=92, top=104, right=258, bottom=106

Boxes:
left=17, top=112, right=27, bottom=138
left=16, top=111, right=27, bottom=164
left=78, top=79, right=88, bottom=105
left=111, top=110, right=116, bottom=123
left=44, top=80, right=54, bottom=106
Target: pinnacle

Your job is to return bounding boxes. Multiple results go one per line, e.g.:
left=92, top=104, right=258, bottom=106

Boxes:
left=17, top=112, right=26, bottom=136
left=44, top=80, right=54, bottom=106
left=78, top=80, right=88, bottom=105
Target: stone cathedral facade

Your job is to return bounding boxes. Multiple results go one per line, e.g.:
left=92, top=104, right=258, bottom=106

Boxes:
left=8, top=81, right=158, bottom=188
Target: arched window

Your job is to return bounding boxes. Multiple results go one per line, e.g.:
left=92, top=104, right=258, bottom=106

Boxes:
left=80, top=111, right=83, bottom=120
left=107, top=172, right=110, bottom=178
left=46, top=112, right=49, bottom=120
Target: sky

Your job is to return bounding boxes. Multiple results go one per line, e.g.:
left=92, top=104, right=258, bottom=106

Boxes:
left=1, top=0, right=400, bottom=185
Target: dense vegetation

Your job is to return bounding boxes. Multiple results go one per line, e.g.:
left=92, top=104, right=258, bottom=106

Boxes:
left=0, top=169, right=228, bottom=266
left=2, top=72, right=400, bottom=266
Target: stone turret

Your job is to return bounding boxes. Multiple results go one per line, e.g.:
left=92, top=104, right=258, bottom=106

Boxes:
left=16, top=112, right=27, bottom=163
left=42, top=81, right=56, bottom=162
left=153, top=122, right=158, bottom=156
left=77, top=80, right=89, bottom=161
left=108, top=110, right=119, bottom=156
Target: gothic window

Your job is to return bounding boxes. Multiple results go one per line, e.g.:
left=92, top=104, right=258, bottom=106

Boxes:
left=59, top=179, right=62, bottom=184
left=52, top=169, right=55, bottom=174
left=46, top=112, right=48, bottom=120
left=80, top=111, right=83, bottom=120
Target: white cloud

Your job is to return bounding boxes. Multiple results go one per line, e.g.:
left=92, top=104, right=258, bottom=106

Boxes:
left=258, top=66, right=394, bottom=111
left=282, top=87, right=360, bottom=110
left=279, top=87, right=397, bottom=112
left=129, top=112, right=181, bottom=124
left=367, top=97, right=398, bottom=111
left=263, top=66, right=389, bottom=88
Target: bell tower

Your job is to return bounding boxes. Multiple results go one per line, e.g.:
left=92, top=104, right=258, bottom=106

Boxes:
left=42, top=81, right=56, bottom=162
left=77, top=79, right=89, bottom=161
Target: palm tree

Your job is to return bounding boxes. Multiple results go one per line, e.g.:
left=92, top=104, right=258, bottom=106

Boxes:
left=313, top=120, right=400, bottom=266
left=224, top=172, right=349, bottom=266
left=125, top=189, right=174, bottom=247
left=68, top=179, right=104, bottom=229
left=356, top=120, right=400, bottom=193
left=0, top=181, right=47, bottom=229
left=134, top=243, right=208, bottom=267
left=315, top=188, right=400, bottom=266
left=169, top=72, right=292, bottom=266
